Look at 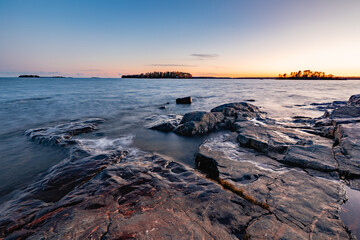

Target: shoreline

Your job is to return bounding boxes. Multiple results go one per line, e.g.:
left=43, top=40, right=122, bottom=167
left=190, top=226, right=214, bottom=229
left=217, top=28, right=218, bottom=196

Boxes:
left=1, top=94, right=360, bottom=239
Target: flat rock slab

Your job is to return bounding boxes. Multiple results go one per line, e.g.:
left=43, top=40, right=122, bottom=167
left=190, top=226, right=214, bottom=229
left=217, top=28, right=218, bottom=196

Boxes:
left=196, top=134, right=353, bottom=239
left=235, top=121, right=338, bottom=172
left=0, top=152, right=270, bottom=240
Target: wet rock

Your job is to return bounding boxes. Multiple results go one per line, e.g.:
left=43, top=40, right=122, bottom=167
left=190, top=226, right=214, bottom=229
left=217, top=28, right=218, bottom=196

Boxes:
left=174, top=111, right=224, bottom=136
left=235, top=121, right=338, bottom=172
left=147, top=114, right=182, bottom=132
left=348, top=94, right=360, bottom=106
left=176, top=96, right=192, bottom=104
left=310, top=101, right=347, bottom=111
left=211, top=102, right=265, bottom=120
left=158, top=105, right=167, bottom=109
left=0, top=150, right=268, bottom=239
left=196, top=134, right=353, bottom=239
left=25, top=118, right=104, bottom=145
left=331, top=106, right=360, bottom=119
left=334, top=123, right=360, bottom=177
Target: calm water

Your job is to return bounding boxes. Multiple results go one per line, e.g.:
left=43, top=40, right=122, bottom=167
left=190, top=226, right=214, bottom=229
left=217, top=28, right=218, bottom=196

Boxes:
left=0, top=77, right=360, bottom=236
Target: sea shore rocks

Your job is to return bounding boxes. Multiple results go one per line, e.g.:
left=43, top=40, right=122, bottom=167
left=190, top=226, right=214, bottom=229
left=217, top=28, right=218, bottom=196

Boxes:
left=176, top=96, right=192, bottom=104
left=2, top=95, right=360, bottom=239
left=173, top=111, right=225, bottom=136
left=1, top=120, right=271, bottom=239
left=25, top=118, right=104, bottom=145
left=196, top=134, right=351, bottom=239
left=150, top=102, right=265, bottom=136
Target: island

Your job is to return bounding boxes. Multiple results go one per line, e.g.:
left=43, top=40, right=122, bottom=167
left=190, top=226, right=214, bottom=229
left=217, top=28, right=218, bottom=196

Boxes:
left=18, top=75, right=40, bottom=78
left=122, top=71, right=192, bottom=79
left=277, top=70, right=344, bottom=80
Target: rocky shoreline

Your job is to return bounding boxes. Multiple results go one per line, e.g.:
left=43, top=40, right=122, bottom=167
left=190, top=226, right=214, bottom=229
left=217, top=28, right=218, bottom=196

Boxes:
left=1, top=95, right=360, bottom=239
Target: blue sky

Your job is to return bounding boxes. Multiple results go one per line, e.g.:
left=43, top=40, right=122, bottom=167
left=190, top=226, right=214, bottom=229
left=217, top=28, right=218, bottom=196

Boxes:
left=0, top=0, right=359, bottom=77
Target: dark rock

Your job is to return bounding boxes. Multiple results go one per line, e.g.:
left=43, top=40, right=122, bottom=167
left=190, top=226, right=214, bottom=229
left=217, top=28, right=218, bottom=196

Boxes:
left=331, top=106, right=360, bottom=119
left=211, top=102, right=265, bottom=120
left=348, top=94, right=360, bottom=106
left=173, top=111, right=224, bottom=136
left=196, top=134, right=352, bottom=239
left=176, top=96, right=192, bottom=104
left=245, top=99, right=256, bottom=102
left=0, top=148, right=268, bottom=239
left=159, top=105, right=167, bottom=109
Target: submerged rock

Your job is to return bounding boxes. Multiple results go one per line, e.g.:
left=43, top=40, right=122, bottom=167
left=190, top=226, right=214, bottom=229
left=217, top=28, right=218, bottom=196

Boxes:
left=147, top=114, right=182, bottom=132
left=176, top=96, right=192, bottom=104
left=25, top=118, right=104, bottom=145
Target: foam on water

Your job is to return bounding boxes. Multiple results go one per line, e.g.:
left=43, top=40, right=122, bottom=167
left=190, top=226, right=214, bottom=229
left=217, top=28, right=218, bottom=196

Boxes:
left=76, top=135, right=137, bottom=156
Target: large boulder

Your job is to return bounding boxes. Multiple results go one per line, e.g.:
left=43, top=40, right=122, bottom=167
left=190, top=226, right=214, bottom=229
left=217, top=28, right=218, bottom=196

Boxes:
left=174, top=111, right=224, bottom=136
left=211, top=102, right=264, bottom=120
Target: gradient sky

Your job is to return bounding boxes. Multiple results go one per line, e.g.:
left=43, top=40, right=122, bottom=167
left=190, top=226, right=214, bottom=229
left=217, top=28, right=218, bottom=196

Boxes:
left=0, top=0, right=359, bottom=77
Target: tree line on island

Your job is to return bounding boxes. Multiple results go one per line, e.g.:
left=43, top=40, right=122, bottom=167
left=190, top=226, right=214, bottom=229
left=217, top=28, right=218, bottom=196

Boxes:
left=277, top=70, right=343, bottom=80
left=122, top=71, right=192, bottom=79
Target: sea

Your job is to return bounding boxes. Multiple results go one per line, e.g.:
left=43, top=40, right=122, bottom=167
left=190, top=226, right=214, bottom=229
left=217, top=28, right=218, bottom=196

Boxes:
left=0, top=77, right=359, bottom=237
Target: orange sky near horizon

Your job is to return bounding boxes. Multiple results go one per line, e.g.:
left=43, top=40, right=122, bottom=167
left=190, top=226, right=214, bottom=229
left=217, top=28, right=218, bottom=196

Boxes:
left=0, top=0, right=359, bottom=78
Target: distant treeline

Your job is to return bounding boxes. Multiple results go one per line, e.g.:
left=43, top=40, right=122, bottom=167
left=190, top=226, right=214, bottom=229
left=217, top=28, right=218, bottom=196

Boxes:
left=18, top=75, right=65, bottom=78
left=19, top=75, right=40, bottom=78
left=277, top=70, right=344, bottom=80
left=122, top=71, right=192, bottom=79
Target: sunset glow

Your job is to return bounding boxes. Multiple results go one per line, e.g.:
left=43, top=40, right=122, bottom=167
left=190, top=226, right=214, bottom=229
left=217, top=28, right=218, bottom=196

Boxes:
left=0, top=0, right=359, bottom=78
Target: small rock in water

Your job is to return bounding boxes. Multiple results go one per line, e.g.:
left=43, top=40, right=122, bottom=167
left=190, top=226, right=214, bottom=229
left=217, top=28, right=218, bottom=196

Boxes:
left=245, top=99, right=256, bottom=102
left=159, top=105, right=167, bottom=109
left=176, top=96, right=192, bottom=104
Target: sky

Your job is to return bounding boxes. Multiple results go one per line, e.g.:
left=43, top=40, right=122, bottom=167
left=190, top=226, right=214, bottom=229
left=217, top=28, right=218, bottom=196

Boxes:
left=0, top=0, right=359, bottom=78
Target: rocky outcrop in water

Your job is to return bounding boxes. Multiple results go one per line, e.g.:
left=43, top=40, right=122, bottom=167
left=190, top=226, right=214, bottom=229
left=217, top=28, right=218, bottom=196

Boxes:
left=1, top=119, right=271, bottom=239
left=176, top=96, right=192, bottom=104
left=2, top=95, right=360, bottom=239
left=150, top=102, right=265, bottom=136
left=173, top=111, right=225, bottom=136
left=25, top=118, right=104, bottom=145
